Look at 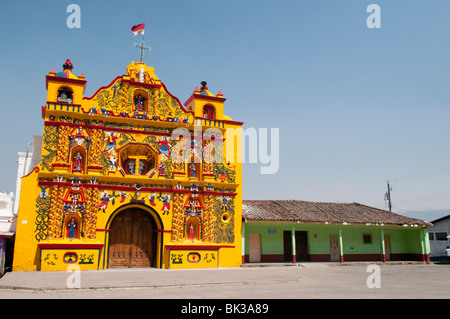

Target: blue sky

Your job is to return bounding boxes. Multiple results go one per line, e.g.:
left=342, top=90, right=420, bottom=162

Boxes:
left=1, top=0, right=450, bottom=221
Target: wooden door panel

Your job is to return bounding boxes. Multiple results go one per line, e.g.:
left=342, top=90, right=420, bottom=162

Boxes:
left=384, top=235, right=391, bottom=261
left=248, top=233, right=261, bottom=263
left=295, top=231, right=308, bottom=261
left=329, top=235, right=340, bottom=262
left=109, top=210, right=154, bottom=268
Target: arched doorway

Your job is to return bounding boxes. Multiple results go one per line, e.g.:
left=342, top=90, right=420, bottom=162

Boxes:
left=108, top=208, right=158, bottom=268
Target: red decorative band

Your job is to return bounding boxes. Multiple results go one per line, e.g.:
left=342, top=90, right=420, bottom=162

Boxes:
left=121, top=79, right=161, bottom=89
left=37, top=181, right=238, bottom=197
left=39, top=243, right=104, bottom=249
left=165, top=244, right=235, bottom=250
left=23, top=166, right=40, bottom=178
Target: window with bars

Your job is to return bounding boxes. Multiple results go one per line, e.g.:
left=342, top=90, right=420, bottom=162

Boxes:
left=203, top=105, right=216, bottom=120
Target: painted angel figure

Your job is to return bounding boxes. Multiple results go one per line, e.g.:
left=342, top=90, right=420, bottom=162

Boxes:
left=109, top=152, right=118, bottom=172
left=220, top=195, right=230, bottom=210
left=104, top=131, right=120, bottom=153
left=144, top=192, right=157, bottom=207
left=118, top=191, right=129, bottom=203
left=159, top=194, right=171, bottom=215
left=158, top=136, right=170, bottom=158
left=98, top=190, right=114, bottom=212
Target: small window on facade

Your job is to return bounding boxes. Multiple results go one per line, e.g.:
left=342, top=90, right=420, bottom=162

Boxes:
left=363, top=234, right=372, bottom=244
left=436, top=232, right=448, bottom=241
left=203, top=105, right=215, bottom=120
left=429, top=233, right=435, bottom=241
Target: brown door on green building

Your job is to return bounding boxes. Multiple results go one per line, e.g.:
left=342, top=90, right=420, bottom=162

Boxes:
left=283, top=231, right=308, bottom=262
left=108, top=209, right=156, bottom=268
left=329, top=235, right=340, bottom=262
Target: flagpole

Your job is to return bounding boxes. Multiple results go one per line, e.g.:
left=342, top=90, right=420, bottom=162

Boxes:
left=141, top=33, right=145, bottom=62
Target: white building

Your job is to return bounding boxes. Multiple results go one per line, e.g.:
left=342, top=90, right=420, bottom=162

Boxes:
left=14, top=135, right=42, bottom=216
left=1, top=136, right=42, bottom=275
left=428, top=214, right=450, bottom=261
left=0, top=192, right=15, bottom=234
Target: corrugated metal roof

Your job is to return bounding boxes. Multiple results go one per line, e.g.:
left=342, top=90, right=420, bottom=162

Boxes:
left=242, top=200, right=431, bottom=226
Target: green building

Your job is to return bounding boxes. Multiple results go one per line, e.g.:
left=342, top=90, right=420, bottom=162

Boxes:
left=242, top=200, right=431, bottom=264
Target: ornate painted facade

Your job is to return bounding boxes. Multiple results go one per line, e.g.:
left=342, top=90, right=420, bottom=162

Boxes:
left=13, top=59, right=243, bottom=271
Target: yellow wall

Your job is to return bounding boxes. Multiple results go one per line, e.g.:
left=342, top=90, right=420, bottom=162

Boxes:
left=13, top=61, right=243, bottom=271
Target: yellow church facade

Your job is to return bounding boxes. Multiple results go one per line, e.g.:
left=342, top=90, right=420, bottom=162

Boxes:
left=13, top=59, right=243, bottom=271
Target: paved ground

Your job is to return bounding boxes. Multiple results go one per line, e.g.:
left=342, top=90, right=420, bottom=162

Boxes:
left=0, top=262, right=448, bottom=300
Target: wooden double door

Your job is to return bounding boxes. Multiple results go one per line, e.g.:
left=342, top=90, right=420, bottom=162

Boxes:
left=284, top=231, right=309, bottom=262
left=108, top=210, right=157, bottom=268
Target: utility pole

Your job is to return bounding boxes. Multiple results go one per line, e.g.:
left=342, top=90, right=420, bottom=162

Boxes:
left=384, top=181, right=392, bottom=212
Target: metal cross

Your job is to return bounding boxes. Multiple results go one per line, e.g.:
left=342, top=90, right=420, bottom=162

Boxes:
left=134, top=40, right=150, bottom=62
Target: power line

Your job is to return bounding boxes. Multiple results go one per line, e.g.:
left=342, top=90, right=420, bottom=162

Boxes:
left=389, top=166, right=450, bottom=183
left=340, top=166, right=450, bottom=202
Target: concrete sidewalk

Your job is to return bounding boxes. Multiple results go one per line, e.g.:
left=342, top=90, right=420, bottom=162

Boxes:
left=0, top=265, right=303, bottom=291
left=0, top=261, right=431, bottom=291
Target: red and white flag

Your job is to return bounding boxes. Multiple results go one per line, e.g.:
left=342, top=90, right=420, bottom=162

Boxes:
left=131, top=23, right=145, bottom=36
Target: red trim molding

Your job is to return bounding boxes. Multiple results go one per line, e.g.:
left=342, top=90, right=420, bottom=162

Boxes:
left=39, top=243, right=104, bottom=249
left=83, top=76, right=121, bottom=100
left=45, top=121, right=173, bottom=137
left=52, top=163, right=70, bottom=168
left=184, top=93, right=226, bottom=107
left=121, top=79, right=161, bottom=89
left=23, top=166, right=40, bottom=178
left=165, top=244, right=234, bottom=250
left=95, top=229, right=111, bottom=232
left=37, top=180, right=238, bottom=197
left=154, top=229, right=173, bottom=233
left=46, top=75, right=87, bottom=90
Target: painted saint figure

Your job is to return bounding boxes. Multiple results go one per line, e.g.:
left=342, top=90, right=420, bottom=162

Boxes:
left=188, top=223, right=195, bottom=240
left=134, top=94, right=146, bottom=111
left=67, top=218, right=77, bottom=238
left=189, top=163, right=196, bottom=178
left=72, top=152, right=83, bottom=172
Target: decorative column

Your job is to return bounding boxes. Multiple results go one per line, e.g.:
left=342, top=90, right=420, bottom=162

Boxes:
left=421, top=228, right=430, bottom=264
left=381, top=228, right=386, bottom=262
left=338, top=228, right=344, bottom=263
left=241, top=222, right=245, bottom=264
left=291, top=226, right=296, bottom=264
left=424, top=228, right=430, bottom=264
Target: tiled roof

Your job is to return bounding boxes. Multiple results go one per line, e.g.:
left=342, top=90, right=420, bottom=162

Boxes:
left=242, top=200, right=431, bottom=226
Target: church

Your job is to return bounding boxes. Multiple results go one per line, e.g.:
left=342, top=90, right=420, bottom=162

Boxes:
left=13, top=58, right=243, bottom=271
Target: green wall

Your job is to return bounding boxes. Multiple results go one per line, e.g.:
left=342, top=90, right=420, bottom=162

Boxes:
left=243, top=222, right=427, bottom=257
